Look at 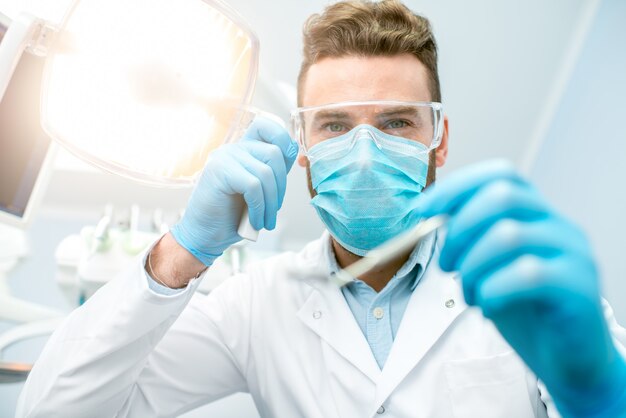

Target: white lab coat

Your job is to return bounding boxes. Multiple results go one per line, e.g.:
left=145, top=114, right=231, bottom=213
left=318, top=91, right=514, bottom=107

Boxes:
left=17, top=232, right=626, bottom=418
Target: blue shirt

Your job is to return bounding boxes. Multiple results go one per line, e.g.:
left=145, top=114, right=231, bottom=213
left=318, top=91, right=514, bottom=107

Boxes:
left=327, top=232, right=436, bottom=369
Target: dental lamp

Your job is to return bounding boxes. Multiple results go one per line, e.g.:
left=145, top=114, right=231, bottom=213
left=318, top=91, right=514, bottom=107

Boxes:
left=0, top=0, right=261, bottom=237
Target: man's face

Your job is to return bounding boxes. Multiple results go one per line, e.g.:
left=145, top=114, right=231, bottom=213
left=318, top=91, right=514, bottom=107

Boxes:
left=297, top=54, right=449, bottom=195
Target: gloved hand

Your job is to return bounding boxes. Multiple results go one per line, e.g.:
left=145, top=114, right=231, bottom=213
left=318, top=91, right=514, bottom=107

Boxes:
left=417, top=160, right=626, bottom=418
left=171, top=117, right=298, bottom=266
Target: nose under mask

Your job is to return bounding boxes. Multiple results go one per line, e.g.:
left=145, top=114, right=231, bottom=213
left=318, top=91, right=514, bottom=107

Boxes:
left=308, top=125, right=430, bottom=256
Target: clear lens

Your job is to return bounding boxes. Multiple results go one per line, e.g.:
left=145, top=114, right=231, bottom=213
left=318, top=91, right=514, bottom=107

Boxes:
left=41, top=0, right=259, bottom=186
left=291, top=101, right=443, bottom=155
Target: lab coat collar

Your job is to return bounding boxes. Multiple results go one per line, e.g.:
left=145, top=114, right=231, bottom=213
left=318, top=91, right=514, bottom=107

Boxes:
left=296, top=232, right=468, bottom=403
left=371, top=243, right=467, bottom=414
left=296, top=279, right=382, bottom=383
left=297, top=232, right=381, bottom=382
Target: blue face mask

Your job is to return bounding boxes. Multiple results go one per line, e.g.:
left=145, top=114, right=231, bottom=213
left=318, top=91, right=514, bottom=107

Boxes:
left=308, top=124, right=430, bottom=256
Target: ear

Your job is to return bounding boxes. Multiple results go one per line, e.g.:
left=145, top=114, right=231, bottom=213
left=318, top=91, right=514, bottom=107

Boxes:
left=297, top=153, right=309, bottom=167
left=435, top=115, right=449, bottom=168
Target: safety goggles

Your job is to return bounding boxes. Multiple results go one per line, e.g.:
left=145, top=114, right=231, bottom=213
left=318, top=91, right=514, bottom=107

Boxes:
left=290, top=100, right=444, bottom=157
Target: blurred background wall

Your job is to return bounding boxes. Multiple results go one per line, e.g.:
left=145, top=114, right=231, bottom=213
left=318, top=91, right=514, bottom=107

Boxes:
left=529, top=0, right=626, bottom=323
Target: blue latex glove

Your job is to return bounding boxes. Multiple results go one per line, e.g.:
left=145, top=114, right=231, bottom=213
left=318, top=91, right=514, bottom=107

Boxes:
left=418, top=160, right=626, bottom=418
left=171, top=117, right=298, bottom=266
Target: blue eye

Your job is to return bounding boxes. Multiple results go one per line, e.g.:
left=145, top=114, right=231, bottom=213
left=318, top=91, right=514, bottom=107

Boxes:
left=325, top=123, right=346, bottom=133
left=385, top=119, right=409, bottom=129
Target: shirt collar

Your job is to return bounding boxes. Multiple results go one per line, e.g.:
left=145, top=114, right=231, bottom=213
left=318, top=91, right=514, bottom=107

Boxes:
left=323, top=229, right=437, bottom=291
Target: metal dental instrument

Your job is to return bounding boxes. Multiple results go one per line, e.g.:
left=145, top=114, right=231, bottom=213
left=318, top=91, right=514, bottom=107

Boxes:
left=331, top=215, right=448, bottom=286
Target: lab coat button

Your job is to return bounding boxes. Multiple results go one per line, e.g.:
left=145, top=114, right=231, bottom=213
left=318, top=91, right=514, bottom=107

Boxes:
left=373, top=307, right=384, bottom=319
left=312, top=310, right=322, bottom=319
left=445, top=299, right=455, bottom=308
left=376, top=405, right=386, bottom=414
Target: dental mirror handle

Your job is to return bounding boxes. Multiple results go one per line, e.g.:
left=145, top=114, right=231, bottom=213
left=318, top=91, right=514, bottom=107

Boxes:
left=238, top=208, right=258, bottom=241
left=332, top=215, right=449, bottom=286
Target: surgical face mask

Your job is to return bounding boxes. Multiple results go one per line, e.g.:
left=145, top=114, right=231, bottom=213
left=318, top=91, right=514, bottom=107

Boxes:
left=308, top=124, right=429, bottom=256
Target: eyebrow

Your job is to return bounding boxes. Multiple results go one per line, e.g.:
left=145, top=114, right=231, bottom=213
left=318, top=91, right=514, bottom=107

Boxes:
left=312, top=110, right=352, bottom=121
left=310, top=105, right=423, bottom=125
left=375, top=106, right=421, bottom=118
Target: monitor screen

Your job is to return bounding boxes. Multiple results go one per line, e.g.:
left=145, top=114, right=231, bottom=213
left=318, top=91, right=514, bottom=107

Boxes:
left=0, top=52, right=52, bottom=225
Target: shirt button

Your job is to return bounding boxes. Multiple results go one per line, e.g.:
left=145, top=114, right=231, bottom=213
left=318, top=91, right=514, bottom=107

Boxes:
left=377, top=405, right=386, bottom=414
left=373, top=307, right=384, bottom=319
left=445, top=299, right=455, bottom=308
left=312, top=310, right=322, bottom=319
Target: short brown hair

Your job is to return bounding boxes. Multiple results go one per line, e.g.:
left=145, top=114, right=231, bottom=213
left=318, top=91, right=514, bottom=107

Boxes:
left=297, top=0, right=441, bottom=106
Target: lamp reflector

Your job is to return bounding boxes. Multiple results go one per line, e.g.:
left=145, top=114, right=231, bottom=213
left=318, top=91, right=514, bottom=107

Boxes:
left=41, top=0, right=259, bottom=186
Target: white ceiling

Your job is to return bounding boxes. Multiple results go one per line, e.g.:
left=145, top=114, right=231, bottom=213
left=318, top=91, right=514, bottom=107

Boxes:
left=0, top=0, right=599, bottom=246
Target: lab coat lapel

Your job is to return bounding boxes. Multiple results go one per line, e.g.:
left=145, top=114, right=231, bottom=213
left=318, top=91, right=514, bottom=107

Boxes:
left=372, top=268, right=466, bottom=411
left=297, top=278, right=381, bottom=383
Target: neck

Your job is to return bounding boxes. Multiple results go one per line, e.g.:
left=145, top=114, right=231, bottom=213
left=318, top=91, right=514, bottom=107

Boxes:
left=331, top=239, right=410, bottom=292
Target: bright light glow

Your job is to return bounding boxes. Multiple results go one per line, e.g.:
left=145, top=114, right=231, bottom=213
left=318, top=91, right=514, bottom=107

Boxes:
left=41, top=0, right=257, bottom=185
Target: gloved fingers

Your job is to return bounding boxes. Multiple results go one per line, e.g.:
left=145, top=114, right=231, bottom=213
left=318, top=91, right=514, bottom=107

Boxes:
left=440, top=180, right=550, bottom=272
left=417, top=159, right=525, bottom=217
left=458, top=218, right=590, bottom=305
left=216, top=153, right=267, bottom=231
left=241, top=116, right=299, bottom=172
left=235, top=151, right=279, bottom=230
left=475, top=253, right=598, bottom=319
left=240, top=140, right=288, bottom=210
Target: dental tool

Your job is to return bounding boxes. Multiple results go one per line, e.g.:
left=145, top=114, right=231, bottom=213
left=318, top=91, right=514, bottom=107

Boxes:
left=331, top=215, right=448, bottom=286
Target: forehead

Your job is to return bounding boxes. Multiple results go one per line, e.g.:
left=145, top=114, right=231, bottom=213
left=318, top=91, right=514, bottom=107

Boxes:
left=301, top=54, right=432, bottom=107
